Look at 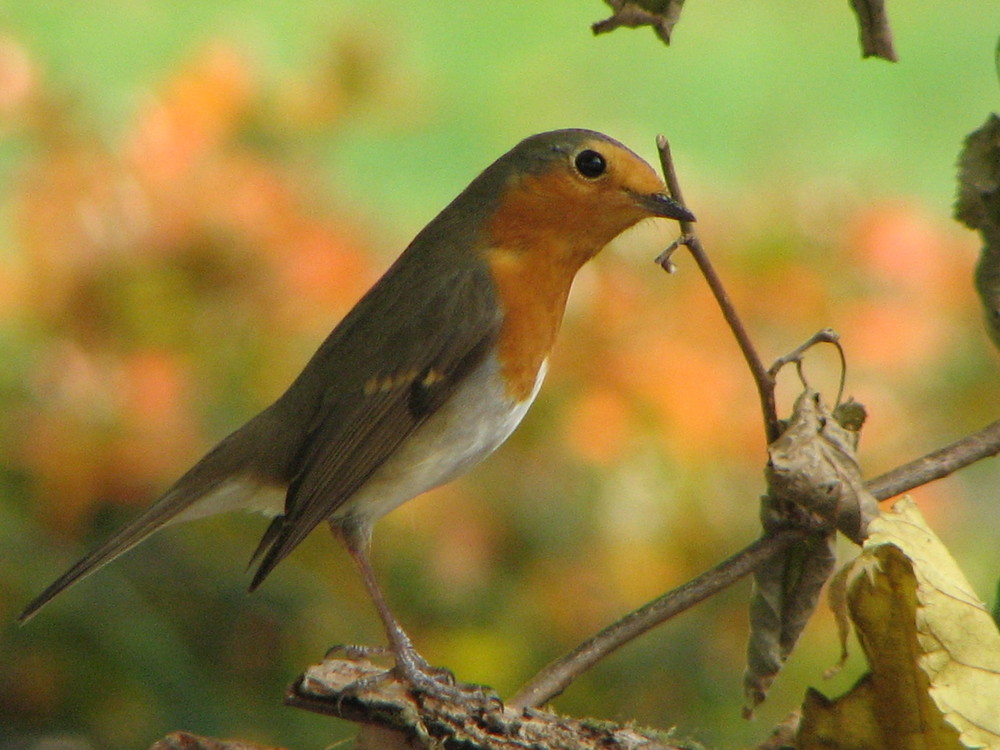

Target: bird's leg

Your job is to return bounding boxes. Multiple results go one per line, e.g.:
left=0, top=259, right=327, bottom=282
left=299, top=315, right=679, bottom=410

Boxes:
left=336, top=523, right=498, bottom=707
left=343, top=534, right=453, bottom=685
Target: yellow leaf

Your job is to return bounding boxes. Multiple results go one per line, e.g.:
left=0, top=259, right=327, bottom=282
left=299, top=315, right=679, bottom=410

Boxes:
left=799, top=498, right=1000, bottom=749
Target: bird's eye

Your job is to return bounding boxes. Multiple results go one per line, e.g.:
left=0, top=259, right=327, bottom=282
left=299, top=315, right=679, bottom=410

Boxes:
left=574, top=149, right=607, bottom=179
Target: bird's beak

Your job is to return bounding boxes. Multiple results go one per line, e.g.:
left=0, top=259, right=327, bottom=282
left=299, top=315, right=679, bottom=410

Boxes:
left=636, top=191, right=695, bottom=222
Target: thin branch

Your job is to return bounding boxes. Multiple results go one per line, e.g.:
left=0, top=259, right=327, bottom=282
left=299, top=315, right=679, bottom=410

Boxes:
left=767, top=328, right=846, bottom=406
left=508, top=527, right=807, bottom=709
left=655, top=135, right=783, bottom=443
left=866, top=417, right=1000, bottom=501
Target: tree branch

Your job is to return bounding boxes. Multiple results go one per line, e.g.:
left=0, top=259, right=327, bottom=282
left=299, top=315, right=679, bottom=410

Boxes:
left=866, top=417, right=1000, bottom=501
left=508, top=528, right=807, bottom=709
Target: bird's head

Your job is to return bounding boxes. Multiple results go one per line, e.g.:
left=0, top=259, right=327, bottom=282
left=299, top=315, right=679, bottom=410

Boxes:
left=481, top=129, right=693, bottom=266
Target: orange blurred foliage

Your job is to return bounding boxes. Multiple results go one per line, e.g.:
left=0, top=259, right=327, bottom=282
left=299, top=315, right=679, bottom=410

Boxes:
left=841, top=201, right=974, bottom=374
left=7, top=40, right=378, bottom=536
left=564, top=387, right=633, bottom=464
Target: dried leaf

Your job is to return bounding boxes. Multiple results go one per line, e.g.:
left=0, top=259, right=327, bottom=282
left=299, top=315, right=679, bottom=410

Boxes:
left=799, top=499, right=1000, bottom=749
left=832, top=398, right=867, bottom=433
left=848, top=0, right=898, bottom=61
left=745, top=390, right=876, bottom=714
left=955, top=114, right=1000, bottom=351
left=744, top=523, right=836, bottom=716
left=767, top=390, right=876, bottom=544
left=591, top=0, right=685, bottom=45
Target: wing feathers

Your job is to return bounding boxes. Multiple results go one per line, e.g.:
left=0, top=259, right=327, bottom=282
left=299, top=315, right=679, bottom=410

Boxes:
left=248, top=271, right=501, bottom=590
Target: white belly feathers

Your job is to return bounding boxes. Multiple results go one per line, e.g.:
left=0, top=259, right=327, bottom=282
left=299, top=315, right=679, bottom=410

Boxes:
left=335, top=353, right=548, bottom=526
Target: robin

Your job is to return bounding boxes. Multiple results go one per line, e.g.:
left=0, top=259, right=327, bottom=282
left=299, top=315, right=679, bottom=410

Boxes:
left=19, top=129, right=693, bottom=694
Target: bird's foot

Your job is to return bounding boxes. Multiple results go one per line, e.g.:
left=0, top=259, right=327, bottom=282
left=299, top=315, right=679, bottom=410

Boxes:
left=322, top=642, right=500, bottom=711
left=392, top=644, right=501, bottom=712
left=323, top=643, right=453, bottom=682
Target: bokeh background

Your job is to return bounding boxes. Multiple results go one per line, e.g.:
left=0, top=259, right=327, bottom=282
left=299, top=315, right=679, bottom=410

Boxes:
left=1, top=1, right=999, bottom=748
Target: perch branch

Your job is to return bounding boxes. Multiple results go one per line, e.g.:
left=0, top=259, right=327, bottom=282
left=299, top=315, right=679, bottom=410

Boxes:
left=287, top=657, right=690, bottom=750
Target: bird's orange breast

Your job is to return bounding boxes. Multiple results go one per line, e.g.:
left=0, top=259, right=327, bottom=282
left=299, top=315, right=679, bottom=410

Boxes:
left=485, top=245, right=575, bottom=402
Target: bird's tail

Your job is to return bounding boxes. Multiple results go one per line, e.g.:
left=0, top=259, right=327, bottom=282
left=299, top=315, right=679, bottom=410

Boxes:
left=17, top=420, right=286, bottom=623
left=17, top=485, right=209, bottom=623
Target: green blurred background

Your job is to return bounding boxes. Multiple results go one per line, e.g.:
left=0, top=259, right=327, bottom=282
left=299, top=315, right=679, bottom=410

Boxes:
left=1, top=1, right=999, bottom=748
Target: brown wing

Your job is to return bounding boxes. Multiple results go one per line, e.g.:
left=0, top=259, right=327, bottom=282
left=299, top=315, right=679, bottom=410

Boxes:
left=248, top=253, right=502, bottom=590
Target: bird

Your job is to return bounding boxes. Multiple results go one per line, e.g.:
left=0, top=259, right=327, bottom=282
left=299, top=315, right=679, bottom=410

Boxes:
left=18, top=129, right=694, bottom=694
